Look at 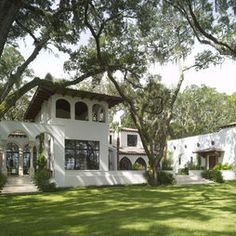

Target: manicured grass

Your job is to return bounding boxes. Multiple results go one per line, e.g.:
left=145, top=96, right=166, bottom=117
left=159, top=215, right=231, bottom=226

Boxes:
left=1, top=182, right=236, bottom=236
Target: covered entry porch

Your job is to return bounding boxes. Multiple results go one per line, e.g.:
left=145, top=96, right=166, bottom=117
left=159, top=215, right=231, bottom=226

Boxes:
left=0, top=121, right=62, bottom=178
left=193, top=147, right=224, bottom=170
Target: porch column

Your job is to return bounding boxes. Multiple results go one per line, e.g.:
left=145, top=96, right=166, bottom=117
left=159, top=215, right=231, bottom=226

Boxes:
left=1, top=146, right=7, bottom=175
left=18, top=147, right=24, bottom=176
left=29, top=145, right=34, bottom=177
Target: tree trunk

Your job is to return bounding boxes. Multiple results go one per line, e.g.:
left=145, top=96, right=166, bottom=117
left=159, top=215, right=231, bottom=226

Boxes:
left=0, top=0, right=23, bottom=58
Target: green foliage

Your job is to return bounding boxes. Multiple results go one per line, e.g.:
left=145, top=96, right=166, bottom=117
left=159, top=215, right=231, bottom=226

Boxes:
left=144, top=170, right=174, bottom=185
left=132, top=162, right=142, bottom=170
left=187, top=162, right=204, bottom=170
left=0, top=172, right=7, bottom=190
left=161, top=158, right=173, bottom=170
left=37, top=154, right=47, bottom=170
left=170, top=85, right=234, bottom=138
left=34, top=154, right=55, bottom=192
left=201, top=170, right=224, bottom=183
left=34, top=168, right=55, bottom=192
left=178, top=167, right=189, bottom=175
left=158, top=171, right=175, bottom=185
left=213, top=163, right=233, bottom=170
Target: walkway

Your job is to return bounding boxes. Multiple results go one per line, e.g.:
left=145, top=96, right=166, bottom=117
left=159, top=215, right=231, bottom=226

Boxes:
left=175, top=175, right=214, bottom=185
left=1, top=176, right=39, bottom=194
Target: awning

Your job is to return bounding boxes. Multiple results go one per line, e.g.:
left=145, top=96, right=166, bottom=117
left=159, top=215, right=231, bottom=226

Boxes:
left=193, top=147, right=224, bottom=157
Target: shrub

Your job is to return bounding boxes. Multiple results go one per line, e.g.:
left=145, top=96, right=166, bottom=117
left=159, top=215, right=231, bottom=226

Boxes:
left=0, top=172, right=7, bottom=190
left=34, top=169, right=56, bottom=192
left=34, top=154, right=56, bottom=192
left=144, top=170, right=174, bottom=185
left=159, top=171, right=175, bottom=185
left=178, top=167, right=189, bottom=175
left=161, top=158, right=173, bottom=170
left=213, top=163, right=232, bottom=170
left=201, top=170, right=224, bottom=183
left=187, top=161, right=204, bottom=170
left=132, top=162, right=142, bottom=170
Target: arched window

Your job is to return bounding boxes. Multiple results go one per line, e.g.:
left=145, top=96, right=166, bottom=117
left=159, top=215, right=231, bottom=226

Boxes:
left=119, top=157, right=132, bottom=170
left=6, top=143, right=19, bottom=175
left=23, top=144, right=30, bottom=175
left=75, top=102, right=88, bottom=121
left=92, top=104, right=105, bottom=122
left=135, top=157, right=147, bottom=170
left=56, top=99, right=71, bottom=119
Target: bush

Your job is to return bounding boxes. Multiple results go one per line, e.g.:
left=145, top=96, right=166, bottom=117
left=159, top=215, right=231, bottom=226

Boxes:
left=144, top=170, right=174, bottom=185
left=159, top=171, right=175, bottom=185
left=161, top=158, right=173, bottom=170
left=178, top=167, right=189, bottom=175
left=201, top=170, right=224, bottom=183
left=0, top=172, right=7, bottom=190
left=213, top=163, right=232, bottom=170
left=132, top=162, right=142, bottom=170
left=34, top=169, right=56, bottom=192
left=187, top=162, right=204, bottom=170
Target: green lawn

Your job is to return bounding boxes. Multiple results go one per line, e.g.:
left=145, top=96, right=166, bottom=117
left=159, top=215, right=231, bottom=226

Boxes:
left=1, top=182, right=236, bottom=236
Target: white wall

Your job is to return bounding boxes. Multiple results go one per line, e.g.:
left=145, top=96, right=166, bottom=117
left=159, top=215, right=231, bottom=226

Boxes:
left=64, top=170, right=147, bottom=187
left=119, top=131, right=143, bottom=148
left=167, top=127, right=236, bottom=172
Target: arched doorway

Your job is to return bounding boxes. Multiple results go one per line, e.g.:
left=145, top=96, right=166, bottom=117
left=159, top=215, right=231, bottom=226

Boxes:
left=134, top=157, right=147, bottom=170
left=6, top=143, right=19, bottom=175
left=119, top=157, right=132, bottom=170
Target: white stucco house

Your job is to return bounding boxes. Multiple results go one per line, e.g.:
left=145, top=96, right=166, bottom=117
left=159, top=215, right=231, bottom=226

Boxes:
left=167, top=123, right=236, bottom=175
left=109, top=128, right=148, bottom=170
left=0, top=86, right=146, bottom=187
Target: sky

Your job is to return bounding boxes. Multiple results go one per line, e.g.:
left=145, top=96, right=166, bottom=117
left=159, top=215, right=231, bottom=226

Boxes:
left=18, top=37, right=236, bottom=95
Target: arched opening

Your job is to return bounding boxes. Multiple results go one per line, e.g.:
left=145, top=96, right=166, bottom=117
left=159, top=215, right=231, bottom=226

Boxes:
left=119, top=157, right=132, bottom=170
left=75, top=102, right=88, bottom=121
left=92, top=104, right=105, bottom=122
left=6, top=143, right=19, bottom=175
left=23, top=144, right=30, bottom=175
left=134, top=157, right=147, bottom=170
left=56, top=99, right=71, bottom=119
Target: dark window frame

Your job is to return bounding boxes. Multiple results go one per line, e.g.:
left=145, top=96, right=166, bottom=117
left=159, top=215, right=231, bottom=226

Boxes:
left=56, top=99, right=71, bottom=119
left=65, top=139, right=99, bottom=170
left=127, top=134, right=138, bottom=147
left=75, top=101, right=88, bottom=121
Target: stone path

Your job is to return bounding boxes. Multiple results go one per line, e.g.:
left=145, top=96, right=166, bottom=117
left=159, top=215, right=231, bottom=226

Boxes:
left=175, top=175, right=214, bottom=185
left=1, top=176, right=39, bottom=194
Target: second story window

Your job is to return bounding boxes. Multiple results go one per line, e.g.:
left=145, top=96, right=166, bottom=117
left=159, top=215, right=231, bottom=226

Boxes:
left=127, top=134, right=137, bottom=147
left=56, top=99, right=70, bottom=119
left=92, top=104, right=105, bottom=122
left=75, top=102, right=88, bottom=121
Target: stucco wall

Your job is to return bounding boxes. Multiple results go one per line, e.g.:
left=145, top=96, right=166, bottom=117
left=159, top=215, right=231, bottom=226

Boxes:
left=167, top=127, right=236, bottom=172
left=64, top=170, right=147, bottom=187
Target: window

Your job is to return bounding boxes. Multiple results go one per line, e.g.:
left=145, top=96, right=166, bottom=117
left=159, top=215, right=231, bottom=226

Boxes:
left=120, top=157, right=132, bottom=170
left=92, top=104, right=105, bottom=122
left=109, top=135, right=112, bottom=145
left=211, top=140, right=215, bottom=146
left=75, top=102, right=88, bottom=121
left=6, top=143, right=19, bottom=175
left=190, top=156, right=193, bottom=163
left=56, top=99, right=70, bottom=119
left=127, top=134, right=137, bottom=147
left=178, top=157, right=181, bottom=165
left=65, top=139, right=99, bottom=170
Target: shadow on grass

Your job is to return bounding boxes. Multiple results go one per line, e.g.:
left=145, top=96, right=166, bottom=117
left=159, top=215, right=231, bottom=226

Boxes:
left=1, top=182, right=236, bottom=235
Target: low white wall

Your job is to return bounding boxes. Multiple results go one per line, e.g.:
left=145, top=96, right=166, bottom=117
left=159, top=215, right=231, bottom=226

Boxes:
left=189, top=170, right=203, bottom=180
left=63, top=170, right=147, bottom=187
left=221, top=170, right=236, bottom=180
